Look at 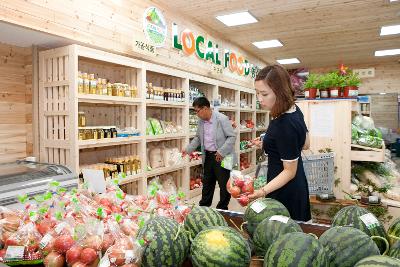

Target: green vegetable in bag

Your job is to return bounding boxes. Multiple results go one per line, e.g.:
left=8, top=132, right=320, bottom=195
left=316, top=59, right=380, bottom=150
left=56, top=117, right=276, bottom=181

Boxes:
left=149, top=118, right=164, bottom=135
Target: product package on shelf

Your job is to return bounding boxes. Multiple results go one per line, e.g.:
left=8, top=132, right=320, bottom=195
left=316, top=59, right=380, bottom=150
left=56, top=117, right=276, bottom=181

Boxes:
left=146, top=82, right=185, bottom=102
left=146, top=118, right=182, bottom=136
left=240, top=140, right=251, bottom=151
left=352, top=115, right=383, bottom=149
left=240, top=154, right=251, bottom=171
left=189, top=84, right=205, bottom=104
left=240, top=120, right=254, bottom=130
left=147, top=144, right=183, bottom=171
left=190, top=166, right=203, bottom=191
left=226, top=170, right=254, bottom=207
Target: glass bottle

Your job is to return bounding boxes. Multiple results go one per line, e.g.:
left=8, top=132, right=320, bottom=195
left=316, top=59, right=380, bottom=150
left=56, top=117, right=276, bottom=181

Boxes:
left=78, top=71, right=84, bottom=94
left=78, top=111, right=86, bottom=127
left=83, top=73, right=90, bottom=94
left=107, top=83, right=112, bottom=96
left=89, top=74, right=96, bottom=94
left=102, top=79, right=108, bottom=95
left=96, top=78, right=103, bottom=95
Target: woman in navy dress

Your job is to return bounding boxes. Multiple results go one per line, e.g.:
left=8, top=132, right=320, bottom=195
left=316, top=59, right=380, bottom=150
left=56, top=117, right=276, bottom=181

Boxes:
left=248, top=65, right=311, bottom=222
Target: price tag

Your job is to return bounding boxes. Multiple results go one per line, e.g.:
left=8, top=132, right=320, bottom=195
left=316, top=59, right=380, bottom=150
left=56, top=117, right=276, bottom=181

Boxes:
left=55, top=222, right=67, bottom=234
left=360, top=213, right=380, bottom=230
left=125, top=250, right=135, bottom=264
left=269, top=215, right=289, bottom=224
left=5, top=246, right=25, bottom=261
left=39, top=233, right=53, bottom=249
left=250, top=201, right=267, bottom=214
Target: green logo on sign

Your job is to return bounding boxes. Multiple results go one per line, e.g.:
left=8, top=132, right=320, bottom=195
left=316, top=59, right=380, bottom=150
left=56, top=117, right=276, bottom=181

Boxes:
left=143, top=7, right=167, bottom=47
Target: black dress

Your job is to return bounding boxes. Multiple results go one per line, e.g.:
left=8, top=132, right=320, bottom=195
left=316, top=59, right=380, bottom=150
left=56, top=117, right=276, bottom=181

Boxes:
left=263, top=105, right=311, bottom=221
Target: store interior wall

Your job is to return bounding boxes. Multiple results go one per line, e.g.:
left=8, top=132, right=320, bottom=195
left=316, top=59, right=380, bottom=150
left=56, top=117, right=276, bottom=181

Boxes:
left=370, top=93, right=399, bottom=130
left=0, top=42, right=33, bottom=163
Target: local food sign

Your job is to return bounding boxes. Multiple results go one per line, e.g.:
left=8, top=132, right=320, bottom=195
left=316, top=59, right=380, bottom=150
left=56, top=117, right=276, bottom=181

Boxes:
left=143, top=7, right=167, bottom=48
left=172, top=23, right=260, bottom=78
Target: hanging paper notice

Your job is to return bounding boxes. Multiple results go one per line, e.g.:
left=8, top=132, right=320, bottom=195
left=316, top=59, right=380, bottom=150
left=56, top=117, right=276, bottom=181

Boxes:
left=82, top=169, right=106, bottom=194
left=310, top=105, right=334, bottom=137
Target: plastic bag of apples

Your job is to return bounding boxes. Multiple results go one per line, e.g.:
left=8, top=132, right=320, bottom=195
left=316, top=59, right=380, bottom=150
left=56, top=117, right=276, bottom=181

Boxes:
left=226, top=170, right=254, bottom=207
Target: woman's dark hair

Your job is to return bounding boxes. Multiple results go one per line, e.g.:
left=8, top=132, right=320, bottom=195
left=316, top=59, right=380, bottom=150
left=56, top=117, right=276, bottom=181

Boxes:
left=192, top=97, right=210, bottom=108
left=255, top=65, right=295, bottom=118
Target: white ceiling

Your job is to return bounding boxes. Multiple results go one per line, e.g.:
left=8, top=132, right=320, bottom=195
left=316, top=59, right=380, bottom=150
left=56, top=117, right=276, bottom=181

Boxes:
left=0, top=21, right=71, bottom=48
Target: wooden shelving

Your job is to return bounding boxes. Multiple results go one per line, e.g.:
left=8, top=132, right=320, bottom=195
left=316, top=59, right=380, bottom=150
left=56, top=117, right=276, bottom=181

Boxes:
left=39, top=44, right=268, bottom=199
left=350, top=143, right=385, bottom=163
left=189, top=187, right=202, bottom=199
left=79, top=136, right=142, bottom=149
left=78, top=94, right=141, bottom=105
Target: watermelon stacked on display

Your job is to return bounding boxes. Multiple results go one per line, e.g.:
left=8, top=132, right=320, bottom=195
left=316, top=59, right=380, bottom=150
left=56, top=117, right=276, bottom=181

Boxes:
left=264, top=232, right=329, bottom=267
left=253, top=215, right=302, bottom=257
left=388, top=217, right=400, bottom=246
left=389, top=240, right=400, bottom=260
left=190, top=226, right=251, bottom=267
left=244, top=198, right=290, bottom=236
left=354, top=255, right=400, bottom=266
left=319, top=226, right=381, bottom=267
left=184, top=206, right=228, bottom=240
left=332, top=205, right=388, bottom=254
left=137, top=216, right=189, bottom=267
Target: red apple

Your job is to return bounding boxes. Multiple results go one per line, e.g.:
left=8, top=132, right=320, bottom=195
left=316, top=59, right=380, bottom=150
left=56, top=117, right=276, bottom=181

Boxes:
left=71, top=262, right=87, bottom=267
left=242, top=182, right=254, bottom=194
left=84, top=235, right=102, bottom=251
left=54, top=234, right=75, bottom=253
left=108, top=247, right=126, bottom=266
left=44, top=251, right=65, bottom=267
left=238, top=195, right=250, bottom=207
left=80, top=247, right=97, bottom=264
left=66, top=246, right=83, bottom=265
left=99, top=198, right=112, bottom=207
left=234, top=179, right=245, bottom=187
left=101, top=233, right=114, bottom=253
left=230, top=186, right=241, bottom=198
left=37, top=219, right=55, bottom=236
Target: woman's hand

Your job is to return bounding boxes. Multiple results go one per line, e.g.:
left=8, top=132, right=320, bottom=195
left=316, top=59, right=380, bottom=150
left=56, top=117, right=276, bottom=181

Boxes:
left=248, top=189, right=266, bottom=202
left=249, top=138, right=262, bottom=149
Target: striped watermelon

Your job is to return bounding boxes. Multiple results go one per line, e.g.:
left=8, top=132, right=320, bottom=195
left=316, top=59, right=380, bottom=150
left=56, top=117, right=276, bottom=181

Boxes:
left=388, top=240, right=400, bottom=260
left=319, top=226, right=380, bottom=267
left=184, top=206, right=228, bottom=240
left=137, top=216, right=189, bottom=267
left=388, top=217, right=400, bottom=246
left=244, top=198, right=290, bottom=236
left=190, top=226, right=251, bottom=267
left=354, top=255, right=400, bottom=266
left=264, top=232, right=329, bottom=267
left=332, top=205, right=388, bottom=254
left=253, top=215, right=302, bottom=257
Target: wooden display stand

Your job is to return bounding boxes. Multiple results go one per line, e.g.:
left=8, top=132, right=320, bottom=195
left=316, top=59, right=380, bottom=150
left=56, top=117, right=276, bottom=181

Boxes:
left=38, top=44, right=269, bottom=199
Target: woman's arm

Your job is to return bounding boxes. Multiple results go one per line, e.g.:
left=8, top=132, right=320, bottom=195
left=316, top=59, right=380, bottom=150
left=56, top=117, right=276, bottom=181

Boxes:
left=248, top=160, right=298, bottom=200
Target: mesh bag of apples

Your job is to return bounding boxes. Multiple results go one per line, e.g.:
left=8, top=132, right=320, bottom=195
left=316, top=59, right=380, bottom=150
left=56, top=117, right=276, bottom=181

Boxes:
left=226, top=170, right=254, bottom=207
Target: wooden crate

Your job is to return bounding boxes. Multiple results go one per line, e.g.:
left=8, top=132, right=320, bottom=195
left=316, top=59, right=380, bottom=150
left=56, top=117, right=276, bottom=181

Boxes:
left=240, top=91, right=254, bottom=110
left=350, top=142, right=386, bottom=163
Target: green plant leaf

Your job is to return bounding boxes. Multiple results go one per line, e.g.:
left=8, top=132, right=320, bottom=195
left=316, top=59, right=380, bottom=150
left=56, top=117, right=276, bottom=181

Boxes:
left=17, top=194, right=28, bottom=204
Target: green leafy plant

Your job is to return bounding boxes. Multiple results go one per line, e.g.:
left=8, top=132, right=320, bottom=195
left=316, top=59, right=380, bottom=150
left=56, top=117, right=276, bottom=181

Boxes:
left=345, top=72, right=361, bottom=87
left=304, top=73, right=319, bottom=89
left=328, top=72, right=346, bottom=87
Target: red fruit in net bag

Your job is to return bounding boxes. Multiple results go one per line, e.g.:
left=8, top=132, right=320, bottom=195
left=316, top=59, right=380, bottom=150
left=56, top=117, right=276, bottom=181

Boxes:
left=230, top=186, right=241, bottom=198
left=238, top=195, right=250, bottom=206
left=54, top=234, right=75, bottom=253
left=84, top=235, right=102, bottom=251
left=234, top=179, right=245, bottom=187
left=66, top=246, right=83, bottom=265
left=44, top=251, right=65, bottom=267
left=80, top=247, right=98, bottom=264
left=71, top=262, right=87, bottom=267
left=242, top=182, right=254, bottom=194
left=109, top=247, right=126, bottom=266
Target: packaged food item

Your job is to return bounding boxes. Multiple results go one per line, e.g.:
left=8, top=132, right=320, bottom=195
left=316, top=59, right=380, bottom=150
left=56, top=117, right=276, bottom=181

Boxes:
left=110, top=127, right=117, bottom=138
left=97, top=78, right=103, bottom=95
left=83, top=73, right=90, bottom=94
left=78, top=71, right=84, bottom=94
left=89, top=74, right=97, bottom=94
left=78, top=111, right=86, bottom=127
left=107, top=83, right=113, bottom=96
left=78, top=127, right=85, bottom=140
left=226, top=170, right=254, bottom=207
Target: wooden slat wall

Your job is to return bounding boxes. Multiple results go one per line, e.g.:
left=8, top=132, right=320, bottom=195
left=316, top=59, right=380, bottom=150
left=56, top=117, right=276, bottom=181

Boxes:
left=370, top=94, right=399, bottom=130
left=312, top=62, right=400, bottom=94
left=0, top=0, right=264, bottom=88
left=0, top=43, right=32, bottom=163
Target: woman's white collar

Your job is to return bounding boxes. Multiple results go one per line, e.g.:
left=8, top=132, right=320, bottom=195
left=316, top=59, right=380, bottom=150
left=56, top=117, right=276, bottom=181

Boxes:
left=285, top=105, right=296, bottom=114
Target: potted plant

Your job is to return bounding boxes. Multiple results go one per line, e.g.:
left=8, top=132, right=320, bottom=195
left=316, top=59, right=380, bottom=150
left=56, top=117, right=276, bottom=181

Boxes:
left=317, top=74, right=330, bottom=98
left=303, top=73, right=319, bottom=99
left=327, top=72, right=346, bottom=98
left=344, top=72, right=361, bottom=98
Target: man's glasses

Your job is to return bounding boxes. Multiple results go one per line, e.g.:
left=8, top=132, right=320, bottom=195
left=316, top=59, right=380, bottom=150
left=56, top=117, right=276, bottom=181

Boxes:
left=194, top=107, right=204, bottom=114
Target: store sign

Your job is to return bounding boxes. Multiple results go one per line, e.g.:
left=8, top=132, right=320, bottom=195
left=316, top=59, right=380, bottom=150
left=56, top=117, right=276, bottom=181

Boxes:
left=143, top=7, right=167, bottom=47
left=172, top=23, right=260, bottom=78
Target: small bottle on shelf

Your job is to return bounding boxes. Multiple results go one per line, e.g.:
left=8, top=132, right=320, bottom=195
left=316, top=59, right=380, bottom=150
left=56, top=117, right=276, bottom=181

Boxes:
left=83, top=72, right=90, bottom=94
left=89, top=74, right=97, bottom=94
left=96, top=78, right=103, bottom=95
left=181, top=89, right=185, bottom=102
left=78, top=71, right=84, bottom=94
left=102, top=79, right=107, bottom=95
left=107, top=82, right=112, bottom=96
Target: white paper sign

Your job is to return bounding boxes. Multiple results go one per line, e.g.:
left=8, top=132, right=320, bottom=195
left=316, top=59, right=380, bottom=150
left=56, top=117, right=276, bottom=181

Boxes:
left=125, top=250, right=135, bottom=264
left=99, top=254, right=111, bottom=267
left=251, top=201, right=267, bottom=214
left=360, top=213, right=380, bottom=230
left=310, top=105, right=335, bottom=137
left=269, top=215, right=290, bottom=224
left=39, top=233, right=53, bottom=249
left=82, top=168, right=106, bottom=194
left=55, top=222, right=67, bottom=234
left=5, top=246, right=25, bottom=260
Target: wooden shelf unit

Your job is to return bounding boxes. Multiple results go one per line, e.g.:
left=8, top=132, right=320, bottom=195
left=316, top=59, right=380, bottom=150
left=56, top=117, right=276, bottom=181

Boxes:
left=38, top=44, right=266, bottom=199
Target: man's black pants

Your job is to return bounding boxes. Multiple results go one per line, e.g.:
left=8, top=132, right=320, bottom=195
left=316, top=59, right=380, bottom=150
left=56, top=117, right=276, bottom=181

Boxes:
left=199, top=151, right=231, bottom=210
